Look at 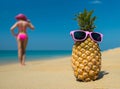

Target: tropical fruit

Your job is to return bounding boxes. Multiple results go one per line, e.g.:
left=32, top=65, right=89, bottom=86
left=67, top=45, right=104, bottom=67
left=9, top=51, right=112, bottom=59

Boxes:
left=71, top=9, right=102, bottom=82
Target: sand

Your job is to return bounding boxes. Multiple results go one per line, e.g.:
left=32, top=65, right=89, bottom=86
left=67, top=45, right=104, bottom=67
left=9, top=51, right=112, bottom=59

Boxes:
left=0, top=48, right=120, bottom=89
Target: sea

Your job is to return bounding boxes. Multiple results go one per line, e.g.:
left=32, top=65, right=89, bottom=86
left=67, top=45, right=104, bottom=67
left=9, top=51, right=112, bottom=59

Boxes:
left=0, top=50, right=72, bottom=65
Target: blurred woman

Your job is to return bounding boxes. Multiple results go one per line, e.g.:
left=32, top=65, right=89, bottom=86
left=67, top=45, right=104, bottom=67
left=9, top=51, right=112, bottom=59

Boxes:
left=10, top=13, right=34, bottom=66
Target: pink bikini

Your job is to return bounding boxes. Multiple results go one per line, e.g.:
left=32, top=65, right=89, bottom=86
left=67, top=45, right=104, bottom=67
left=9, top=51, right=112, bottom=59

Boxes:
left=17, top=33, right=28, bottom=40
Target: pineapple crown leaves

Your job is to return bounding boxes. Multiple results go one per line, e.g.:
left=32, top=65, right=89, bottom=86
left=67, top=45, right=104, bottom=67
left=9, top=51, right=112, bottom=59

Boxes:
left=75, top=9, right=97, bottom=32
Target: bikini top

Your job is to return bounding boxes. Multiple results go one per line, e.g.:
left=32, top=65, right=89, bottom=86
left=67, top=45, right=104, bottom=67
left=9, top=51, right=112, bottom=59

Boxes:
left=18, top=22, right=27, bottom=31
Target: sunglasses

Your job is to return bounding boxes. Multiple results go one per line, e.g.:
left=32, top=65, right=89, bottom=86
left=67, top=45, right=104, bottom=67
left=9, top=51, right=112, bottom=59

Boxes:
left=70, top=30, right=103, bottom=42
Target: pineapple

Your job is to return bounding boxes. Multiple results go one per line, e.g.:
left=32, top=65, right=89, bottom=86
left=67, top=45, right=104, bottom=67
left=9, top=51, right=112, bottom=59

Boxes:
left=71, top=9, right=102, bottom=82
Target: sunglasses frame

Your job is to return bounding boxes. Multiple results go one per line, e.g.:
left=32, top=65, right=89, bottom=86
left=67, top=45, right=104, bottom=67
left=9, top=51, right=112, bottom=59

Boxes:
left=70, top=30, right=103, bottom=42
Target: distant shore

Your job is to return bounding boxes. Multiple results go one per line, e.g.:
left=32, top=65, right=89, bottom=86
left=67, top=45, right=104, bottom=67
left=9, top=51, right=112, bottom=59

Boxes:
left=0, top=50, right=71, bottom=65
left=0, top=48, right=120, bottom=89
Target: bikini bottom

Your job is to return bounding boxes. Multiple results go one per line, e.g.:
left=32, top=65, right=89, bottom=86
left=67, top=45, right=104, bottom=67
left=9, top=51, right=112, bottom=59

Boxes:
left=17, top=33, right=28, bottom=41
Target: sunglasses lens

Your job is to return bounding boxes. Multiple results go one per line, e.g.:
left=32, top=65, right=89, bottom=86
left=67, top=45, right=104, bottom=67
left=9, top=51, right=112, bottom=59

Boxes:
left=74, top=31, right=86, bottom=40
left=91, top=33, right=101, bottom=42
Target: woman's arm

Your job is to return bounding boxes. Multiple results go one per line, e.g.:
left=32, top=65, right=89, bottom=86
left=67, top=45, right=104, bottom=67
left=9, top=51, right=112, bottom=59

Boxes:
left=10, top=22, right=18, bottom=36
left=28, top=21, right=34, bottom=30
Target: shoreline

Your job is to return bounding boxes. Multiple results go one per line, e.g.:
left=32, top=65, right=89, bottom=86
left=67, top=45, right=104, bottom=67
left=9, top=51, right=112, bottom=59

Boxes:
left=0, top=47, right=119, bottom=66
left=0, top=50, right=71, bottom=65
left=0, top=55, right=71, bottom=66
left=0, top=47, right=118, bottom=66
left=0, top=48, right=120, bottom=66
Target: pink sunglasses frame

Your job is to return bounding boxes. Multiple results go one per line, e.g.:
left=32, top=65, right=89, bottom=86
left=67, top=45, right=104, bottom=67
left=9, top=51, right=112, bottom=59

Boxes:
left=70, top=30, right=103, bottom=42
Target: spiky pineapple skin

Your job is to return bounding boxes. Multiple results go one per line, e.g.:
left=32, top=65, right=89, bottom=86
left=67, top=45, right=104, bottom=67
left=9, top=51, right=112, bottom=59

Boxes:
left=72, top=37, right=101, bottom=82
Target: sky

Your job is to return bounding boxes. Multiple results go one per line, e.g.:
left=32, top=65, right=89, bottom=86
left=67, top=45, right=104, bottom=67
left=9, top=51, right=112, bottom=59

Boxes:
left=0, top=0, right=120, bottom=50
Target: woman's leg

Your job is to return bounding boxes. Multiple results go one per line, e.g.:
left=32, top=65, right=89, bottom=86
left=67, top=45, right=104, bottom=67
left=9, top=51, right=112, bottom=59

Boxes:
left=22, top=38, right=28, bottom=65
left=17, top=39, right=23, bottom=65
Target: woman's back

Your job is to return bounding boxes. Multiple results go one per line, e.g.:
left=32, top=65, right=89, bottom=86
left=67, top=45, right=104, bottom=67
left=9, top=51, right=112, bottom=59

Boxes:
left=17, top=20, right=29, bottom=33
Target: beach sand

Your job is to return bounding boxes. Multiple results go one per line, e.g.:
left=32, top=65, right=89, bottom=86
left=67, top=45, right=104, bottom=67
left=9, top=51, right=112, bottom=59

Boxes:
left=0, top=48, right=120, bottom=89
